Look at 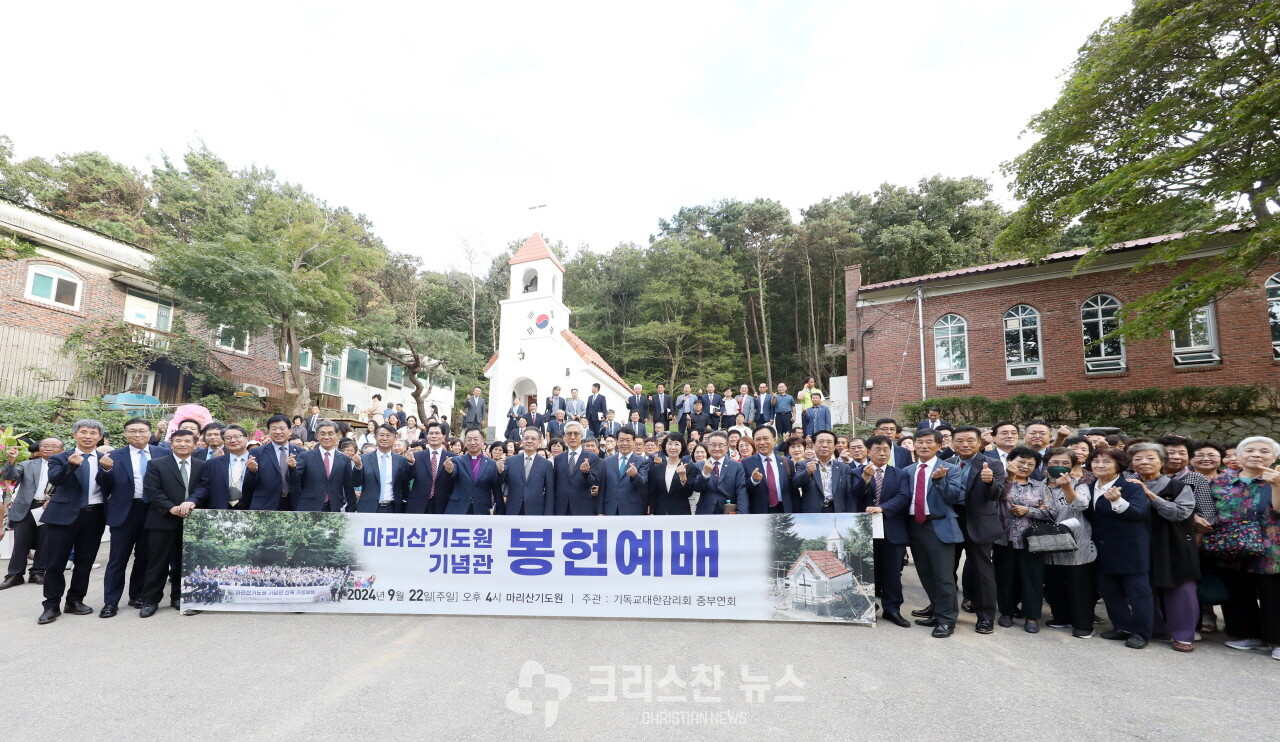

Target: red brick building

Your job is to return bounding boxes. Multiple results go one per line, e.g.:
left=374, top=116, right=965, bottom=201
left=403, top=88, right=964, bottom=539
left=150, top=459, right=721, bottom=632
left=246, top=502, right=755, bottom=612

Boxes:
left=844, top=226, right=1280, bottom=422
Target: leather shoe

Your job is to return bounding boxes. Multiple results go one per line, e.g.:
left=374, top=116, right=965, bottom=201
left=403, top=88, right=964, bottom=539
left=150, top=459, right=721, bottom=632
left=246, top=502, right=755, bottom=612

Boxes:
left=975, top=619, right=994, bottom=634
left=883, top=612, right=911, bottom=628
left=931, top=622, right=954, bottom=638
left=1024, top=620, right=1040, bottom=634
left=37, top=608, right=60, bottom=624
left=960, top=599, right=974, bottom=614
left=0, top=574, right=24, bottom=589
left=170, top=599, right=181, bottom=610
left=127, top=599, right=144, bottom=609
left=1100, top=629, right=1131, bottom=641
left=914, top=616, right=938, bottom=627
left=64, top=601, right=93, bottom=616
left=998, top=615, right=1013, bottom=628
left=99, top=604, right=119, bottom=618
left=29, top=573, right=45, bottom=585
left=1125, top=635, right=1148, bottom=649
left=910, top=607, right=934, bottom=618
left=139, top=604, right=158, bottom=618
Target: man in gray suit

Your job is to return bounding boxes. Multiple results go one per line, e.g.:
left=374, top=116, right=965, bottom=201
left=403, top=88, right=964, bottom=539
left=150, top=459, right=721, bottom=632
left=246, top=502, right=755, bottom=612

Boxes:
left=463, top=386, right=487, bottom=429
left=565, top=388, right=586, bottom=425
left=0, top=438, right=63, bottom=589
left=738, top=384, right=756, bottom=429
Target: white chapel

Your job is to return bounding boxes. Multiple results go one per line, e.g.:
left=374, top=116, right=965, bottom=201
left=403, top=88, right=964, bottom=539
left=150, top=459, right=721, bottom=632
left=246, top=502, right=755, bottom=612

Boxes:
left=483, top=234, right=631, bottom=435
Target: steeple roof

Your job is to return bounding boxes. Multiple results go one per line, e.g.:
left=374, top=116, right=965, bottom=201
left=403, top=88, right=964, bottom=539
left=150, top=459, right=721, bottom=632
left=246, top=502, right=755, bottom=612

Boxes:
left=509, top=233, right=564, bottom=272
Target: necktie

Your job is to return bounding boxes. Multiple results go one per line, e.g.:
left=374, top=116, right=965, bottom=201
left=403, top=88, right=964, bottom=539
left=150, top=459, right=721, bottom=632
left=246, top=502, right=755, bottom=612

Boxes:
left=619, top=454, right=628, bottom=476
left=525, top=455, right=533, bottom=480
left=279, top=447, right=289, bottom=494
left=914, top=463, right=927, bottom=524
left=429, top=450, right=438, bottom=499
left=324, top=450, right=332, bottom=477
left=230, top=456, right=244, bottom=502
left=874, top=468, right=884, bottom=505
left=569, top=451, right=578, bottom=474
left=139, top=448, right=149, bottom=479
left=712, top=460, right=721, bottom=480
left=765, top=457, right=778, bottom=508
left=179, top=458, right=189, bottom=494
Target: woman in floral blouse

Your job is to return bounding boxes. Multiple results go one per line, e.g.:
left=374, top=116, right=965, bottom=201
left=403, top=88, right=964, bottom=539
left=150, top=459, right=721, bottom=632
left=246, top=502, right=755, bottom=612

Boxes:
left=1211, top=436, right=1280, bottom=662
left=995, top=446, right=1053, bottom=633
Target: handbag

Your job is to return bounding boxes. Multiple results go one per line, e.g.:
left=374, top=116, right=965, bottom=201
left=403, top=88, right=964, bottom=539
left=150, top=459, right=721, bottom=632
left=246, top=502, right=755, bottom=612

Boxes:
left=1201, top=519, right=1266, bottom=560
left=1023, top=520, right=1078, bottom=554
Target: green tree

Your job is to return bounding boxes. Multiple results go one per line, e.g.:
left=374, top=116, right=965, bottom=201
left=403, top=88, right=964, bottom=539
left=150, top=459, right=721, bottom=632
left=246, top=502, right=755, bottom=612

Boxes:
left=768, top=513, right=804, bottom=577
left=1000, top=0, right=1273, bottom=338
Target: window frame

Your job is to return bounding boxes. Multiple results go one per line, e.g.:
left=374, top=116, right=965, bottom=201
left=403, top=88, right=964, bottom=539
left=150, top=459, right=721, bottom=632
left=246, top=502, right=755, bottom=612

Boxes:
left=932, top=313, right=970, bottom=386
left=321, top=356, right=342, bottom=396
left=1267, top=273, right=1280, bottom=360
left=1171, top=297, right=1220, bottom=367
left=25, top=264, right=82, bottom=310
left=345, top=348, right=369, bottom=384
left=215, top=325, right=250, bottom=354
left=281, top=346, right=314, bottom=371
left=1081, top=294, right=1126, bottom=373
left=1003, top=304, right=1044, bottom=380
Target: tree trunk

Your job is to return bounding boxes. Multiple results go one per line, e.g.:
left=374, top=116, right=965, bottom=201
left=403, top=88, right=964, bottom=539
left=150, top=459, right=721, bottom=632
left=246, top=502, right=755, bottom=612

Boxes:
left=742, top=308, right=755, bottom=388
left=756, top=263, right=772, bottom=387
left=279, top=319, right=311, bottom=417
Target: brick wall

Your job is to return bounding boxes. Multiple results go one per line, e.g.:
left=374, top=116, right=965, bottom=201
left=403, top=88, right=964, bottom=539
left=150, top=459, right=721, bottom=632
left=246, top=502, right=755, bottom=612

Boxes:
left=846, top=255, right=1280, bottom=423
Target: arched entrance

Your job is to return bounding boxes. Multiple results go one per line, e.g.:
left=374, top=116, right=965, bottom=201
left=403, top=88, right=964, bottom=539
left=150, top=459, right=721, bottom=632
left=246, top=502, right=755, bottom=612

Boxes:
left=511, top=377, right=538, bottom=414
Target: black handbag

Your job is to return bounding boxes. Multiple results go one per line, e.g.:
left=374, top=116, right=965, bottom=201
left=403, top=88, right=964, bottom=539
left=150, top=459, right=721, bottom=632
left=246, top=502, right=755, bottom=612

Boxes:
left=1023, top=520, right=1078, bottom=554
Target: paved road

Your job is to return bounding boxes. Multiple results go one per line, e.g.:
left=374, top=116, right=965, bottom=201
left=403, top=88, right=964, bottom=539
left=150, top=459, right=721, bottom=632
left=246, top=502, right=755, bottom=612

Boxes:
left=1, top=558, right=1275, bottom=741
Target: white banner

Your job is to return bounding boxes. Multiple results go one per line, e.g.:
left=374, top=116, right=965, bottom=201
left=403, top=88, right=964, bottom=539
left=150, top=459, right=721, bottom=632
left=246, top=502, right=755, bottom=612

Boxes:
left=181, top=511, right=875, bottom=624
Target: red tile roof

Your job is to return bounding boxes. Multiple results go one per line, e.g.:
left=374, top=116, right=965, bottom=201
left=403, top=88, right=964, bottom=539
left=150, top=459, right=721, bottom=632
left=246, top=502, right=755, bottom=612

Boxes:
left=858, top=223, right=1249, bottom=293
left=560, top=329, right=627, bottom=389
left=509, top=233, right=564, bottom=272
left=791, top=550, right=850, bottom=580
left=482, top=353, right=498, bottom=374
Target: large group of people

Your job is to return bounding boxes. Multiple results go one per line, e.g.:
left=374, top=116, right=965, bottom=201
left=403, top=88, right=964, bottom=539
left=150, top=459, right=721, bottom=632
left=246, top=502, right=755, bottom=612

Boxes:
left=0, top=381, right=1276, bottom=665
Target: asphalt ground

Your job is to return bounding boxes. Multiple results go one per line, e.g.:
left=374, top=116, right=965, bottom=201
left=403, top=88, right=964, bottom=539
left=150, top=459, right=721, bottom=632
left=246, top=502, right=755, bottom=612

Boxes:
left=1, top=550, right=1276, bottom=742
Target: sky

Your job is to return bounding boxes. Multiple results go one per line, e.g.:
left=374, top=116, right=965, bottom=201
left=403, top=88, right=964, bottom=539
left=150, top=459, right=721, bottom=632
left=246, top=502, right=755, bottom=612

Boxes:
left=4, top=1, right=1132, bottom=271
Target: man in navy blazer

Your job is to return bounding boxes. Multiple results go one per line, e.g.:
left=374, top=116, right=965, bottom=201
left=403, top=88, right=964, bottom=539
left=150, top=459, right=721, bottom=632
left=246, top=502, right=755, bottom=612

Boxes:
left=247, top=414, right=306, bottom=511
left=553, top=422, right=600, bottom=515
left=98, top=417, right=169, bottom=617
left=883, top=429, right=964, bottom=637
left=852, top=435, right=913, bottom=626
left=139, top=429, right=204, bottom=616
left=598, top=427, right=650, bottom=515
left=442, top=427, right=502, bottom=514
left=700, top=383, right=724, bottom=431
left=916, top=406, right=947, bottom=430
left=585, top=383, right=608, bottom=436
left=350, top=424, right=410, bottom=512
left=690, top=431, right=745, bottom=514
left=288, top=420, right=357, bottom=512
left=793, top=431, right=853, bottom=512
left=38, top=419, right=115, bottom=624
left=503, top=428, right=555, bottom=515
left=752, top=382, right=774, bottom=428
left=875, top=418, right=914, bottom=468
left=192, top=424, right=256, bottom=511
left=406, top=421, right=454, bottom=514
left=739, top=426, right=794, bottom=513
left=625, top=384, right=650, bottom=424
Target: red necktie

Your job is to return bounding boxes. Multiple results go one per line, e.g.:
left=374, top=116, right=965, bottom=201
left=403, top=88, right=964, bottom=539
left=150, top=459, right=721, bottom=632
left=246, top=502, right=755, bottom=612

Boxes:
left=914, top=463, right=927, bottom=523
left=713, top=460, right=721, bottom=480
left=765, top=458, right=778, bottom=507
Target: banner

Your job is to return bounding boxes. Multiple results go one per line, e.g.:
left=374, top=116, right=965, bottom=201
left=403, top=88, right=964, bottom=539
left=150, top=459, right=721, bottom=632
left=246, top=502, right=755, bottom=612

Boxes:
left=180, top=511, right=876, bottom=624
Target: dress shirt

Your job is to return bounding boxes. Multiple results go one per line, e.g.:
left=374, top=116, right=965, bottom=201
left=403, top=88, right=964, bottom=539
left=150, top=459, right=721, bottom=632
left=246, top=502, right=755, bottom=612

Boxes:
left=378, top=452, right=394, bottom=503
left=131, top=445, right=149, bottom=499
left=81, top=450, right=103, bottom=505
left=908, top=456, right=940, bottom=517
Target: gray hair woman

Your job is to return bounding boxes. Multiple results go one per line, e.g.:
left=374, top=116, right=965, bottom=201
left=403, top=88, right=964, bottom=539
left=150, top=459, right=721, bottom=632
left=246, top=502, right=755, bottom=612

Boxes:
left=1126, top=442, right=1199, bottom=652
left=1210, top=436, right=1280, bottom=661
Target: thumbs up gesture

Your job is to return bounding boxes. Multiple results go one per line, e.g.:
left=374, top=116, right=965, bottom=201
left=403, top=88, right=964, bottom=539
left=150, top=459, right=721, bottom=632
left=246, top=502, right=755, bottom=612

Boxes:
left=443, top=457, right=455, bottom=474
left=932, top=465, right=948, bottom=480
left=349, top=451, right=362, bottom=468
left=579, top=457, right=591, bottom=474
left=247, top=455, right=258, bottom=472
left=626, top=462, right=638, bottom=478
left=68, top=451, right=84, bottom=467
left=99, top=453, right=114, bottom=471
left=751, top=467, right=764, bottom=483
left=286, top=453, right=297, bottom=469
left=980, top=461, right=993, bottom=484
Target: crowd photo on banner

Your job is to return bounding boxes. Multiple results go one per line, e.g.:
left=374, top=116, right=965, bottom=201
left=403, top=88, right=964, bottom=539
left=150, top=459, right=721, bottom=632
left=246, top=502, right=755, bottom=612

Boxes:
left=1, top=378, right=1278, bottom=661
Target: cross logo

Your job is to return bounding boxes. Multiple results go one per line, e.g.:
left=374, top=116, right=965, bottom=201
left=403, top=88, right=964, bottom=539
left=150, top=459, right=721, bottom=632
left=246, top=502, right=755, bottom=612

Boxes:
left=504, top=661, right=572, bottom=727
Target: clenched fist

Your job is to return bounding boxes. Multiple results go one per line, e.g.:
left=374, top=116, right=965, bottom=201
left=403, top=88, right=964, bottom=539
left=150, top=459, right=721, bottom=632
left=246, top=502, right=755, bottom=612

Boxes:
left=443, top=457, right=455, bottom=474
left=286, top=454, right=297, bottom=469
left=496, top=459, right=505, bottom=474
left=247, top=455, right=259, bottom=472
left=932, top=466, right=948, bottom=480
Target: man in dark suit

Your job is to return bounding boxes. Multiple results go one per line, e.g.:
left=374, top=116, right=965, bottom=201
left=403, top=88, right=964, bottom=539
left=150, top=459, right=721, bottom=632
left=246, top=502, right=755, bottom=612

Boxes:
left=523, top=407, right=545, bottom=433
left=875, top=418, right=914, bottom=468
left=463, top=387, right=487, bottom=429
left=793, top=431, right=853, bottom=513
left=740, top=426, right=794, bottom=513
left=916, top=406, right=947, bottom=430
left=885, top=428, right=964, bottom=638
left=598, top=427, right=650, bottom=515
left=351, top=424, right=410, bottom=512
left=553, top=422, right=600, bottom=515
left=626, top=384, right=650, bottom=424
left=507, top=417, right=531, bottom=443
left=192, top=424, right=256, bottom=511
left=650, top=384, right=673, bottom=429
left=946, top=425, right=1006, bottom=634
left=687, top=400, right=711, bottom=436
left=544, top=386, right=567, bottom=420
left=139, top=429, right=204, bottom=617
left=753, top=382, right=774, bottom=429
left=305, top=405, right=322, bottom=442
left=691, top=431, right=746, bottom=514
left=288, top=420, right=357, bottom=512
left=97, top=417, right=169, bottom=617
left=441, top=428, right=502, bottom=514
left=0, top=437, right=62, bottom=590
left=502, top=428, right=555, bottom=515
left=406, top=421, right=454, bottom=514
left=585, top=383, right=607, bottom=437
left=247, top=414, right=305, bottom=511
left=601, top=411, right=622, bottom=439
left=700, top=383, right=723, bottom=431
left=505, top=397, right=526, bottom=438
left=391, top=403, right=409, bottom=428
left=547, top=410, right=567, bottom=439
left=38, top=420, right=114, bottom=624
left=853, top=435, right=913, bottom=627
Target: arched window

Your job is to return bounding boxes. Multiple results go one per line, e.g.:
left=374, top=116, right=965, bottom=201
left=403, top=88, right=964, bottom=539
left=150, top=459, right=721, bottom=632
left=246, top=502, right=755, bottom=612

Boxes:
left=933, top=314, right=968, bottom=385
left=1004, top=305, right=1043, bottom=379
left=25, top=264, right=82, bottom=310
left=1267, top=273, right=1280, bottom=359
left=521, top=269, right=538, bottom=293
left=1081, top=295, right=1126, bottom=373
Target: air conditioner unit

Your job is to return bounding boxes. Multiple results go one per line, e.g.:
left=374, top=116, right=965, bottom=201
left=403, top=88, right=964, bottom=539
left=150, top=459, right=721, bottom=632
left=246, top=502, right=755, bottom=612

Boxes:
left=239, top=383, right=269, bottom=397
